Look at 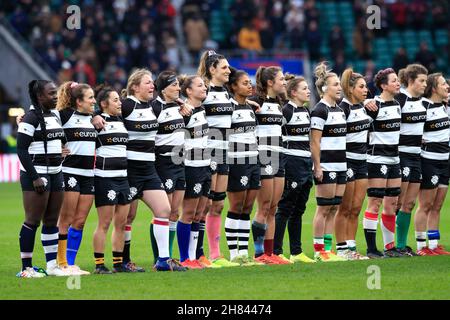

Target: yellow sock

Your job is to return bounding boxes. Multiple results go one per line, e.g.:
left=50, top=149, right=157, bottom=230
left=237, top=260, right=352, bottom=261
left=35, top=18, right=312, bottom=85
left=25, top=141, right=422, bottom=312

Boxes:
left=57, top=235, right=68, bottom=267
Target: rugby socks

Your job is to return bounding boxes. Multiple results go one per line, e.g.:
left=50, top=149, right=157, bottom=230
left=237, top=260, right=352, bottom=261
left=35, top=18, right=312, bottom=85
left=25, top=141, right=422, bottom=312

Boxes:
left=324, top=234, right=333, bottom=251
left=238, top=214, right=251, bottom=257
left=251, top=220, right=266, bottom=258
left=94, top=252, right=105, bottom=267
left=19, top=222, right=38, bottom=270
left=415, top=231, right=427, bottom=251
left=336, top=242, right=348, bottom=253
left=177, top=221, right=191, bottom=262
left=346, top=240, right=357, bottom=252
left=206, top=215, right=222, bottom=260
left=169, top=221, right=177, bottom=257
left=67, top=227, right=83, bottom=265
left=396, top=210, right=411, bottom=249
left=113, top=251, right=123, bottom=268
left=189, top=222, right=200, bottom=261
left=313, top=237, right=325, bottom=252
left=196, top=220, right=206, bottom=259
left=363, top=211, right=379, bottom=252
left=150, top=224, right=159, bottom=262
left=41, top=226, right=59, bottom=269
left=225, top=212, right=240, bottom=260
left=381, top=213, right=396, bottom=250
left=153, top=218, right=170, bottom=259
left=123, top=224, right=132, bottom=264
left=264, top=239, right=274, bottom=256
left=57, top=233, right=68, bottom=267
left=427, top=230, right=440, bottom=250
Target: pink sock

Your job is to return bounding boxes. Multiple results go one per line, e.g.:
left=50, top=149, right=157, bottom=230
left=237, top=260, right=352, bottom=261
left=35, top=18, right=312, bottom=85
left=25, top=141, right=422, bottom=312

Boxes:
left=206, top=215, right=222, bottom=260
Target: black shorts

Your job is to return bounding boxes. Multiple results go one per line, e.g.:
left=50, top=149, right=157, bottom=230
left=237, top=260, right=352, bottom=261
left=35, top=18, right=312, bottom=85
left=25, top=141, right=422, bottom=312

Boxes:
left=314, top=170, right=347, bottom=185
left=259, top=151, right=285, bottom=179
left=156, top=156, right=186, bottom=193
left=284, top=155, right=313, bottom=186
left=128, top=160, right=164, bottom=200
left=421, top=158, right=449, bottom=189
left=20, top=171, right=64, bottom=192
left=63, top=173, right=94, bottom=195
left=400, top=153, right=422, bottom=183
left=94, top=176, right=131, bottom=207
left=227, top=163, right=261, bottom=192
left=346, top=159, right=368, bottom=182
left=368, top=163, right=401, bottom=180
left=185, top=166, right=211, bottom=198
left=210, top=148, right=229, bottom=175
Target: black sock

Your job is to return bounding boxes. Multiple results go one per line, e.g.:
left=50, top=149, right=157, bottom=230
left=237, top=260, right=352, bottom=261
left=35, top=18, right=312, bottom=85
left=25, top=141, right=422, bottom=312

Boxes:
left=113, top=251, right=123, bottom=267
left=364, top=229, right=378, bottom=252
left=274, top=211, right=288, bottom=255
left=123, top=240, right=131, bottom=264
left=94, top=252, right=105, bottom=267
left=196, top=220, right=205, bottom=259
left=19, top=222, right=38, bottom=270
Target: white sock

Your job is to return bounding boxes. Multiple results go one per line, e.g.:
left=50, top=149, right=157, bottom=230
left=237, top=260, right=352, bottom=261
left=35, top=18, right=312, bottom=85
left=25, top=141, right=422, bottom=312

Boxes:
left=154, top=218, right=170, bottom=258
left=415, top=231, right=427, bottom=251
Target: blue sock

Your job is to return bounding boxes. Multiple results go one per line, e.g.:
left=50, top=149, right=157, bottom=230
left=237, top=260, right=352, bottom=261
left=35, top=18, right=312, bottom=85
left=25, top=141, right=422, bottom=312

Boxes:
left=176, top=221, right=191, bottom=262
left=41, top=226, right=59, bottom=265
left=67, top=227, right=83, bottom=265
left=252, top=221, right=267, bottom=257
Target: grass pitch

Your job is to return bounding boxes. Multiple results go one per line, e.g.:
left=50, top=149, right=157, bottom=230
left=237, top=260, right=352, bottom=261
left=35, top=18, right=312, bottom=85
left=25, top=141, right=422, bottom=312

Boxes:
left=0, top=183, right=449, bottom=300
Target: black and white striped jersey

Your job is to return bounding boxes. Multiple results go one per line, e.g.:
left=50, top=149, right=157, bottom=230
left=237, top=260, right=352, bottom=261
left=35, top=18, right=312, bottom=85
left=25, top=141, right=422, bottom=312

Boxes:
left=95, top=113, right=128, bottom=178
left=340, top=98, right=371, bottom=161
left=228, top=100, right=258, bottom=160
left=282, top=101, right=311, bottom=158
left=17, top=106, right=65, bottom=175
left=253, top=96, right=283, bottom=153
left=396, top=88, right=427, bottom=155
left=203, top=85, right=234, bottom=150
left=421, top=99, right=450, bottom=160
left=151, top=97, right=185, bottom=157
left=59, top=109, right=96, bottom=177
left=184, top=106, right=210, bottom=167
left=366, top=96, right=402, bottom=164
left=122, top=96, right=158, bottom=162
left=310, top=100, right=347, bottom=172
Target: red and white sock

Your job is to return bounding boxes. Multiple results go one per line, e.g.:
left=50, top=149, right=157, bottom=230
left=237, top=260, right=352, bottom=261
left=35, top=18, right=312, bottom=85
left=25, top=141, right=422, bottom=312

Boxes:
left=153, top=218, right=170, bottom=258
left=381, top=213, right=395, bottom=250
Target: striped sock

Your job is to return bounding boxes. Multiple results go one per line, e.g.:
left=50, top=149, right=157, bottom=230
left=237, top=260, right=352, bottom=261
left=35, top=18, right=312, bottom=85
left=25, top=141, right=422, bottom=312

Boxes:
left=324, top=234, right=333, bottom=252
left=19, top=222, right=38, bottom=271
left=196, top=220, right=206, bottom=259
left=238, top=214, right=251, bottom=257
left=41, top=226, right=59, bottom=269
left=415, top=231, right=427, bottom=251
left=112, top=251, right=123, bottom=267
left=57, top=233, right=68, bottom=267
left=381, top=213, right=395, bottom=250
left=177, top=221, right=191, bottom=262
left=123, top=225, right=132, bottom=263
left=336, top=242, right=348, bottom=252
left=67, top=227, right=83, bottom=265
left=169, top=221, right=177, bottom=258
left=313, top=237, right=325, bottom=252
left=427, top=230, right=440, bottom=249
left=251, top=220, right=266, bottom=257
left=189, top=222, right=200, bottom=261
left=153, top=218, right=170, bottom=259
left=346, top=240, right=356, bottom=251
left=363, top=211, right=379, bottom=252
left=94, top=252, right=105, bottom=267
left=225, top=212, right=240, bottom=260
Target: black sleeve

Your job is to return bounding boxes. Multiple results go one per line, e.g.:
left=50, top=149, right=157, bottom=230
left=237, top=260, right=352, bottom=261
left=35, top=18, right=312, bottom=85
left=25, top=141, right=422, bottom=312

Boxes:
left=339, top=101, right=351, bottom=119
left=59, top=109, right=74, bottom=126
left=150, top=99, right=163, bottom=118
left=366, top=102, right=380, bottom=120
left=395, top=92, right=407, bottom=108
left=282, top=103, right=294, bottom=123
left=121, top=98, right=135, bottom=119
left=16, top=112, right=39, bottom=180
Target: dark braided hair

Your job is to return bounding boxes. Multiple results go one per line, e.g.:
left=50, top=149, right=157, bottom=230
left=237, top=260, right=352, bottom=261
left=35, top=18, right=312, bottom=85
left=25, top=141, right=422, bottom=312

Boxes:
left=28, top=80, right=52, bottom=172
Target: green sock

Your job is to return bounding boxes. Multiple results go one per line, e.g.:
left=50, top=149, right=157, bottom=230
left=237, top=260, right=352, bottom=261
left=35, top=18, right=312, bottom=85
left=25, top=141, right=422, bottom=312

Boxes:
left=324, top=234, right=333, bottom=251
left=169, top=230, right=176, bottom=258
left=150, top=224, right=159, bottom=263
left=396, top=210, right=411, bottom=249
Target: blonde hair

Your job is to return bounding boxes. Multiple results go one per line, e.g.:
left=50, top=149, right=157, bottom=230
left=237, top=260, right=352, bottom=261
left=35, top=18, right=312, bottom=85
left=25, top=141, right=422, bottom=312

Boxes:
left=197, top=50, right=226, bottom=85
left=285, top=73, right=306, bottom=100
left=341, top=68, right=364, bottom=100
left=314, top=62, right=337, bottom=97
left=56, top=81, right=91, bottom=111
left=121, top=68, right=152, bottom=98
